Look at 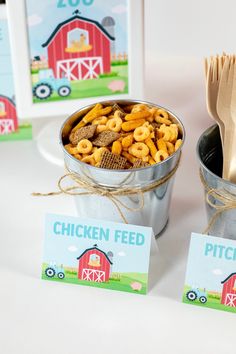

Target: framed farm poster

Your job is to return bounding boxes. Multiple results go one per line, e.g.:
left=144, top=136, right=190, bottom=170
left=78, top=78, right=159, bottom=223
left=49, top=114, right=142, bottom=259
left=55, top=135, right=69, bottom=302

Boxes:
left=7, top=0, right=144, bottom=119
left=0, top=2, right=31, bottom=140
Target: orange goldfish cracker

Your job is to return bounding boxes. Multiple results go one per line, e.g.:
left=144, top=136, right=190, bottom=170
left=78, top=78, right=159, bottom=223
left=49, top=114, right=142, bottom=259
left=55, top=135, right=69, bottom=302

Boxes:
left=72, top=103, right=102, bottom=131
left=175, top=139, right=182, bottom=151
left=122, top=151, right=137, bottom=164
left=157, top=138, right=168, bottom=153
left=77, top=139, right=93, bottom=154
left=112, top=140, right=122, bottom=155
left=122, top=119, right=146, bottom=132
left=114, top=110, right=125, bottom=120
left=154, top=150, right=169, bottom=163
left=159, top=125, right=172, bottom=142
left=93, top=147, right=109, bottom=163
left=92, top=116, right=108, bottom=125
left=125, top=111, right=151, bottom=121
left=133, top=126, right=150, bottom=141
left=145, top=137, right=157, bottom=160
left=96, top=125, right=107, bottom=134
left=170, top=124, right=179, bottom=143
left=166, top=142, right=175, bottom=154
left=81, top=155, right=96, bottom=166
left=64, top=144, right=79, bottom=155
left=106, top=117, right=122, bottom=132
left=131, top=104, right=149, bottom=113
left=129, top=143, right=149, bottom=158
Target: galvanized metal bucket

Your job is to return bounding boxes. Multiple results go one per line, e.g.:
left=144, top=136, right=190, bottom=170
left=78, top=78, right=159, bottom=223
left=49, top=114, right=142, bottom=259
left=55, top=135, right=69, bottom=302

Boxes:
left=197, top=124, right=236, bottom=239
left=60, top=100, right=185, bottom=236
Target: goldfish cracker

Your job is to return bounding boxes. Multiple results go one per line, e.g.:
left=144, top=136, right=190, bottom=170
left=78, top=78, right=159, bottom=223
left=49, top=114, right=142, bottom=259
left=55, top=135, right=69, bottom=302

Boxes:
left=96, top=125, right=107, bottom=134
left=74, top=153, right=82, bottom=160
left=147, top=107, right=156, bottom=122
left=125, top=111, right=151, bottom=121
left=133, top=126, right=150, bottom=142
left=170, top=124, right=179, bottom=143
left=93, top=147, right=109, bottom=163
left=114, top=110, right=124, bottom=120
left=157, top=138, right=168, bottom=153
left=129, top=143, right=149, bottom=158
left=92, top=116, right=108, bottom=125
left=81, top=155, right=96, bottom=166
left=106, top=117, right=122, bottom=132
left=159, top=125, right=172, bottom=142
left=122, top=151, right=137, bottom=164
left=77, top=139, right=93, bottom=154
left=154, top=150, right=169, bottom=163
left=166, top=142, right=175, bottom=155
left=64, top=144, right=79, bottom=155
left=131, top=104, right=149, bottom=113
left=112, top=140, right=122, bottom=155
left=175, top=139, right=182, bottom=151
left=122, top=119, right=146, bottom=132
left=145, top=137, right=157, bottom=160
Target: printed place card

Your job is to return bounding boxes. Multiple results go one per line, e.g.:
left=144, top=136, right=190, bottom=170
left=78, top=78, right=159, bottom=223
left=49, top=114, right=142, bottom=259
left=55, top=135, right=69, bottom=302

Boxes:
left=42, top=214, right=153, bottom=295
left=183, top=232, right=236, bottom=313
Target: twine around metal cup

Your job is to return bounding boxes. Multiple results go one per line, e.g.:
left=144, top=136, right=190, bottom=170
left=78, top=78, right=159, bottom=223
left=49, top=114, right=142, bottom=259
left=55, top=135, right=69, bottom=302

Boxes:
left=32, top=155, right=181, bottom=224
left=200, top=170, right=236, bottom=234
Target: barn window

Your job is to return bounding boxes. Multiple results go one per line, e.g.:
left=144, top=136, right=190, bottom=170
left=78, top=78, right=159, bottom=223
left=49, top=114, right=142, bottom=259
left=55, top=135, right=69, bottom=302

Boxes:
left=66, top=28, right=92, bottom=53
left=88, top=254, right=101, bottom=267
left=0, top=101, right=6, bottom=116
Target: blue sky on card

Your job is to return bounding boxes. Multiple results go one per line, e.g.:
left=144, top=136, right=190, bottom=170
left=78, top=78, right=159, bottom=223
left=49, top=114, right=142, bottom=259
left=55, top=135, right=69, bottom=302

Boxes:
left=185, top=233, right=236, bottom=292
left=44, top=214, right=152, bottom=273
left=25, top=0, right=128, bottom=59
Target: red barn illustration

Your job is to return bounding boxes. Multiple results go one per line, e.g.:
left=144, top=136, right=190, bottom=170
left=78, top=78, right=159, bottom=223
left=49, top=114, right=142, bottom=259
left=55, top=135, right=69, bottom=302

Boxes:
left=77, top=244, right=113, bottom=283
left=42, top=13, right=115, bottom=81
left=0, top=95, right=18, bottom=135
left=221, top=273, right=236, bottom=307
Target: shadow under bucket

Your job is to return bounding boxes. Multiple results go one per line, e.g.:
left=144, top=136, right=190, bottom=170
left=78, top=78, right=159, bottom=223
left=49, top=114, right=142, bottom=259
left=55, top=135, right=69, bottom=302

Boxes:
left=197, top=124, right=236, bottom=239
left=60, top=100, right=185, bottom=237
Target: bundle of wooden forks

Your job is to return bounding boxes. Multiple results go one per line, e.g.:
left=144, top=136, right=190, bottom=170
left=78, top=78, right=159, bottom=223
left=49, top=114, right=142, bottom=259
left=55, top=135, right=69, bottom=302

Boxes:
left=205, top=54, right=236, bottom=183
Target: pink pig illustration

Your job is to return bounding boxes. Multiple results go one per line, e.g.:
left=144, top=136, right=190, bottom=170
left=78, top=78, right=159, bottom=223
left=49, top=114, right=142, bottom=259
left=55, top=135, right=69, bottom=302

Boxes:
left=108, top=80, right=125, bottom=93
left=130, top=282, right=142, bottom=291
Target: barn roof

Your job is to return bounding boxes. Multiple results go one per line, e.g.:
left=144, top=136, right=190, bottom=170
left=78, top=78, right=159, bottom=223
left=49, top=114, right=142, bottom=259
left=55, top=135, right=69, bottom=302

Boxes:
left=42, top=15, right=115, bottom=48
left=0, top=94, right=15, bottom=107
left=221, top=273, right=236, bottom=284
left=77, top=246, right=113, bottom=265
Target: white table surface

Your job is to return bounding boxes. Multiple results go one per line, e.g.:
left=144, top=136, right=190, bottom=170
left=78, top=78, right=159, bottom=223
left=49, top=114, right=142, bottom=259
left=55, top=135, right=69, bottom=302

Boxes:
left=0, top=57, right=235, bottom=354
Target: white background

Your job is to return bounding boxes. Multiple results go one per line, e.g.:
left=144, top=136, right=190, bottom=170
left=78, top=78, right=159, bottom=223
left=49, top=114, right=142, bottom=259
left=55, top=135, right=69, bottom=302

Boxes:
left=0, top=1, right=236, bottom=354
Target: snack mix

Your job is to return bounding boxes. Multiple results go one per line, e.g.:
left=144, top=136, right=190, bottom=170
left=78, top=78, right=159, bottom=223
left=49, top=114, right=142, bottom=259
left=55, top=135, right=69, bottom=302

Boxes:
left=64, top=102, right=183, bottom=170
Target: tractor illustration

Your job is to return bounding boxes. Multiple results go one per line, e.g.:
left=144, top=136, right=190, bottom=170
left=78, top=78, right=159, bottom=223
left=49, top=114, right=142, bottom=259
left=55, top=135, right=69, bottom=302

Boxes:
left=45, top=262, right=65, bottom=279
left=186, top=288, right=208, bottom=304
left=33, top=69, right=71, bottom=100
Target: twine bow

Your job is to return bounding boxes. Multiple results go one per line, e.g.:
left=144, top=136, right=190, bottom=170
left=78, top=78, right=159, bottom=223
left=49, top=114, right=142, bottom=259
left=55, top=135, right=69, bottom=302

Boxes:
left=200, top=170, right=236, bottom=234
left=33, top=156, right=181, bottom=224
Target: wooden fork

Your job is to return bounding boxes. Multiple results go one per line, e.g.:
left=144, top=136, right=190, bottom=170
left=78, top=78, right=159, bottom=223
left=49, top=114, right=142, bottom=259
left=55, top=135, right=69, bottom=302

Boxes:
left=228, top=56, right=236, bottom=183
left=206, top=56, right=225, bottom=146
left=217, top=55, right=234, bottom=179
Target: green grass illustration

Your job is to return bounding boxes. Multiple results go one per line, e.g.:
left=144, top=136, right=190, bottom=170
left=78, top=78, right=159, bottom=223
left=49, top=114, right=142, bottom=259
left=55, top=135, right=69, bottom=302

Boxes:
left=42, top=263, right=147, bottom=294
left=33, top=65, right=128, bottom=104
left=0, top=124, right=32, bottom=142
left=183, top=285, right=236, bottom=313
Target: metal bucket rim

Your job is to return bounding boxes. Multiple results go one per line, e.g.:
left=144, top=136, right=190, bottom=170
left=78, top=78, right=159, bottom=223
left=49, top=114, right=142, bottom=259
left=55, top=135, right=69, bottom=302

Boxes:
left=60, top=99, right=185, bottom=173
left=196, top=124, right=236, bottom=188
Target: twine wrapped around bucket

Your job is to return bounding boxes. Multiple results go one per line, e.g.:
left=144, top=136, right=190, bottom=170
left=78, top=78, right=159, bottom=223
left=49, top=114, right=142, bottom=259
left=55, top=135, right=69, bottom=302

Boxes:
left=200, top=170, right=236, bottom=234
left=32, top=155, right=181, bottom=224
